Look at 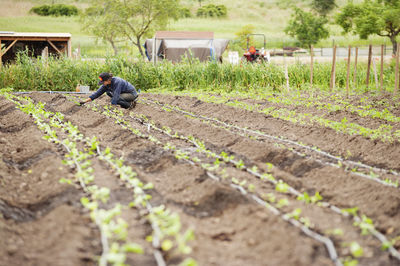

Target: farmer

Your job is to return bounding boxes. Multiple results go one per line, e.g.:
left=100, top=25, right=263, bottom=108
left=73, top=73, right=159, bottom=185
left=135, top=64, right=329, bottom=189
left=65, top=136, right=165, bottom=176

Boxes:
left=79, top=72, right=138, bottom=109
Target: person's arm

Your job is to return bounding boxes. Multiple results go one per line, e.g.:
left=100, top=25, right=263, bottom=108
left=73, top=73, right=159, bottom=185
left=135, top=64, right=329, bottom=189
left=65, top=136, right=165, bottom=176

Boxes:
left=80, top=86, right=106, bottom=105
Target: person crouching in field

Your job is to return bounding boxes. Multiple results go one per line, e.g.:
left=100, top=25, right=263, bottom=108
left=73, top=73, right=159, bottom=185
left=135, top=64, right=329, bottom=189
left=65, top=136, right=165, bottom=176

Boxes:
left=79, top=72, right=138, bottom=109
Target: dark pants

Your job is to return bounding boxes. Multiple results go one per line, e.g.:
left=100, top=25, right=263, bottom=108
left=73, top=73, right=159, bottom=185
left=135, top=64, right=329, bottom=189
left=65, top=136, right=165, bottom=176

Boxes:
left=107, top=91, right=138, bottom=109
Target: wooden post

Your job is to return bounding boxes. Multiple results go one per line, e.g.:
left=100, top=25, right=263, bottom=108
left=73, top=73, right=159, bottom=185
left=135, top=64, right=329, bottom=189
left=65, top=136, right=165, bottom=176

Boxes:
left=380, top=44, right=384, bottom=91
left=310, top=45, right=314, bottom=87
left=330, top=45, right=337, bottom=91
left=42, top=46, right=48, bottom=66
left=395, top=43, right=400, bottom=96
left=285, top=61, right=290, bottom=92
left=346, top=46, right=351, bottom=98
left=353, top=47, right=358, bottom=86
left=366, top=45, right=372, bottom=88
left=67, top=39, right=71, bottom=57
left=0, top=39, right=2, bottom=69
left=372, top=56, right=379, bottom=90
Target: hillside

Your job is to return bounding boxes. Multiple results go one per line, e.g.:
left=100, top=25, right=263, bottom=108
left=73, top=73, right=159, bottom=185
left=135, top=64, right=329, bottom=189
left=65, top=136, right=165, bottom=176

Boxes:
left=0, top=0, right=388, bottom=56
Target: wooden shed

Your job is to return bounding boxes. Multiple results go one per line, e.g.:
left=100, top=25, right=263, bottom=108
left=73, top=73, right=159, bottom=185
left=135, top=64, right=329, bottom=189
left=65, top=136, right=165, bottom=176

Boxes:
left=0, top=32, right=71, bottom=65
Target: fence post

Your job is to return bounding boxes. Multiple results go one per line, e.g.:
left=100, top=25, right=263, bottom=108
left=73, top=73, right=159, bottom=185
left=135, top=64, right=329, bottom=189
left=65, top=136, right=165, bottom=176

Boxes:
left=42, top=46, right=49, bottom=67
left=310, top=45, right=314, bottom=87
left=330, top=45, right=337, bottom=91
left=0, top=39, right=2, bottom=70
left=366, top=45, right=372, bottom=88
left=380, top=44, right=384, bottom=91
left=346, top=46, right=351, bottom=98
left=353, top=47, right=358, bottom=86
left=372, top=56, right=379, bottom=90
left=285, top=62, right=290, bottom=92
left=395, top=43, right=400, bottom=96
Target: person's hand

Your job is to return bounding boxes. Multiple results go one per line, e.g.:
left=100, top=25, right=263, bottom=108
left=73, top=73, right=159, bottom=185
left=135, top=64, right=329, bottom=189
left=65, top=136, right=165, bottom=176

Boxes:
left=79, top=101, right=86, bottom=106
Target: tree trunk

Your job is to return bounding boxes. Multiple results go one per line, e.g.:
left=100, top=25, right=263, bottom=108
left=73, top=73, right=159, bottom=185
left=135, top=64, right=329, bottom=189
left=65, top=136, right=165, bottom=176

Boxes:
left=391, top=35, right=397, bottom=55
left=109, top=39, right=119, bottom=56
left=136, top=36, right=145, bottom=59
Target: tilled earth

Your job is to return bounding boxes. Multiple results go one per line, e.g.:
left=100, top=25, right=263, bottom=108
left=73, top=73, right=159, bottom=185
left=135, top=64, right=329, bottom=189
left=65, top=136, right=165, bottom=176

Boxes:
left=1, top=91, right=400, bottom=266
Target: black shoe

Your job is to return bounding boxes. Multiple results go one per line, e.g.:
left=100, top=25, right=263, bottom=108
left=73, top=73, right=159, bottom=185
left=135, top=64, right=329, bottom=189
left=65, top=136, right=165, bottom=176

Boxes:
left=129, top=101, right=136, bottom=110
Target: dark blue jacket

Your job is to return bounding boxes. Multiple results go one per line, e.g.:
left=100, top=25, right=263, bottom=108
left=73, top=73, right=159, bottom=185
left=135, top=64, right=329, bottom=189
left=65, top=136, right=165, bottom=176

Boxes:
left=89, top=77, right=137, bottom=105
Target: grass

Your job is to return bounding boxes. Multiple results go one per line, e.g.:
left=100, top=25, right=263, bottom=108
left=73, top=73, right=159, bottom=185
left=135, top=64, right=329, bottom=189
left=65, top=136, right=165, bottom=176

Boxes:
left=0, top=0, right=394, bottom=57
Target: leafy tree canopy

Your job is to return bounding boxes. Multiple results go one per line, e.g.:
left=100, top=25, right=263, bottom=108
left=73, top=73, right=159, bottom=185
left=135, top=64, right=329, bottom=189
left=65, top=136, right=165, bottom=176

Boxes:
left=311, top=0, right=336, bottom=16
left=336, top=0, right=400, bottom=54
left=285, top=7, right=330, bottom=48
left=82, top=0, right=180, bottom=57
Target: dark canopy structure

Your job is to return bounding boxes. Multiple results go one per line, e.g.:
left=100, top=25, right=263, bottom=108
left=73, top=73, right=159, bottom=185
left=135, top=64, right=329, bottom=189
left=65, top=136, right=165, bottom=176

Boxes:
left=145, top=31, right=229, bottom=63
left=0, top=32, right=71, bottom=65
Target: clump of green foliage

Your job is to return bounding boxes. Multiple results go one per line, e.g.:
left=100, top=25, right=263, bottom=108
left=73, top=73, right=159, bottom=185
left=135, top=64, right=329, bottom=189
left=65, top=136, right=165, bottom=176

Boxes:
left=0, top=51, right=396, bottom=93
left=285, top=7, right=329, bottom=48
left=30, top=4, right=79, bottom=17
left=179, top=7, right=192, bottom=18
left=196, top=4, right=227, bottom=18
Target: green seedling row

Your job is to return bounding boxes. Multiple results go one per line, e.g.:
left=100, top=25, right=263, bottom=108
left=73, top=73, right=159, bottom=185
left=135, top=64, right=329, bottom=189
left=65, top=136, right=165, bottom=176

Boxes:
left=76, top=98, right=390, bottom=266
left=1, top=90, right=196, bottom=266
left=133, top=97, right=400, bottom=261
left=175, top=91, right=400, bottom=143
left=142, top=97, right=399, bottom=188
left=179, top=89, right=400, bottom=124
left=65, top=95, right=197, bottom=265
left=0, top=90, right=144, bottom=266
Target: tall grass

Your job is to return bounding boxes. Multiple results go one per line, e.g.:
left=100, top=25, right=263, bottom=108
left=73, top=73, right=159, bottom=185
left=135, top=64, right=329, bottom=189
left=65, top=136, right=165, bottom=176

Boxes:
left=0, top=53, right=397, bottom=94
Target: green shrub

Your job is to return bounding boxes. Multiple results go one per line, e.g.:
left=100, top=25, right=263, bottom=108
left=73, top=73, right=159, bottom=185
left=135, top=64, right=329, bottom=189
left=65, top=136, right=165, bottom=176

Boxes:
left=179, top=7, right=192, bottom=18
left=30, top=4, right=79, bottom=17
left=0, top=51, right=396, bottom=93
left=196, top=4, right=227, bottom=18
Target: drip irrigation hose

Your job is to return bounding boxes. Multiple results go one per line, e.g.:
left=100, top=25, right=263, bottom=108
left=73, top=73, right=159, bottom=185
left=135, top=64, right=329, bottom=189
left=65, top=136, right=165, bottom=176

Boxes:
left=95, top=146, right=167, bottom=266
left=128, top=106, right=400, bottom=262
left=143, top=98, right=400, bottom=186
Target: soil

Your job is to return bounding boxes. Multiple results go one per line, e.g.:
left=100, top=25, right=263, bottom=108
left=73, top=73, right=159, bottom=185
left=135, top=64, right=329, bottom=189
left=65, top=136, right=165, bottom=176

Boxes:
left=1, top=91, right=400, bottom=265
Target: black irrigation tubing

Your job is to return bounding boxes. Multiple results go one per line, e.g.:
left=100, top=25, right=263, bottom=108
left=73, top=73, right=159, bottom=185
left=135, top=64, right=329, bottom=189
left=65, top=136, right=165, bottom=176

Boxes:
left=141, top=98, right=400, bottom=187
left=74, top=98, right=344, bottom=266
left=45, top=100, right=167, bottom=266
left=13, top=93, right=167, bottom=266
left=95, top=146, right=166, bottom=266
left=14, top=91, right=91, bottom=94
left=4, top=94, right=110, bottom=264
left=126, top=106, right=400, bottom=262
left=202, top=165, right=342, bottom=266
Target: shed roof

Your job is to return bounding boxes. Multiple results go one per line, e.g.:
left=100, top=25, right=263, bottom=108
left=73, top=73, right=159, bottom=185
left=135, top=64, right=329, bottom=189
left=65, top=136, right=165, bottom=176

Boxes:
left=0, top=32, right=71, bottom=41
left=155, top=31, right=213, bottom=40
left=0, top=32, right=71, bottom=38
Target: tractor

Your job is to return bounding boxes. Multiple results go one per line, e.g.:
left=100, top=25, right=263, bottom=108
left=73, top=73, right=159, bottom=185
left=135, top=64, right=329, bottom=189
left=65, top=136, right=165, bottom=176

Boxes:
left=242, top=34, right=270, bottom=63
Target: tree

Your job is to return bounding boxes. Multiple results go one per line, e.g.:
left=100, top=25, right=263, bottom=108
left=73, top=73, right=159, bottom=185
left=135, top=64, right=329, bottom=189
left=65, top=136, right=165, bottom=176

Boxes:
left=285, top=8, right=330, bottom=48
left=81, top=4, right=124, bottom=55
left=82, top=0, right=180, bottom=57
left=336, top=0, right=400, bottom=55
left=311, top=0, right=336, bottom=16
left=234, top=24, right=255, bottom=49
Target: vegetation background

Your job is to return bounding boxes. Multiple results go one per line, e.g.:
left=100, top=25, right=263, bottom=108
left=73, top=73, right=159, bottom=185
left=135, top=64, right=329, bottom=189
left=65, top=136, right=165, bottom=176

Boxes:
left=0, top=0, right=394, bottom=57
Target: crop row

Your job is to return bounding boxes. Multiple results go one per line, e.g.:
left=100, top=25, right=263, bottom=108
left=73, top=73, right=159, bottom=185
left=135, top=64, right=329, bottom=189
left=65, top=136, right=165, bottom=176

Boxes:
left=178, top=89, right=400, bottom=124
left=0, top=90, right=196, bottom=266
left=141, top=96, right=399, bottom=188
left=116, top=99, right=400, bottom=263
left=68, top=96, right=350, bottom=265
left=75, top=95, right=400, bottom=265
left=168, top=91, right=400, bottom=144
